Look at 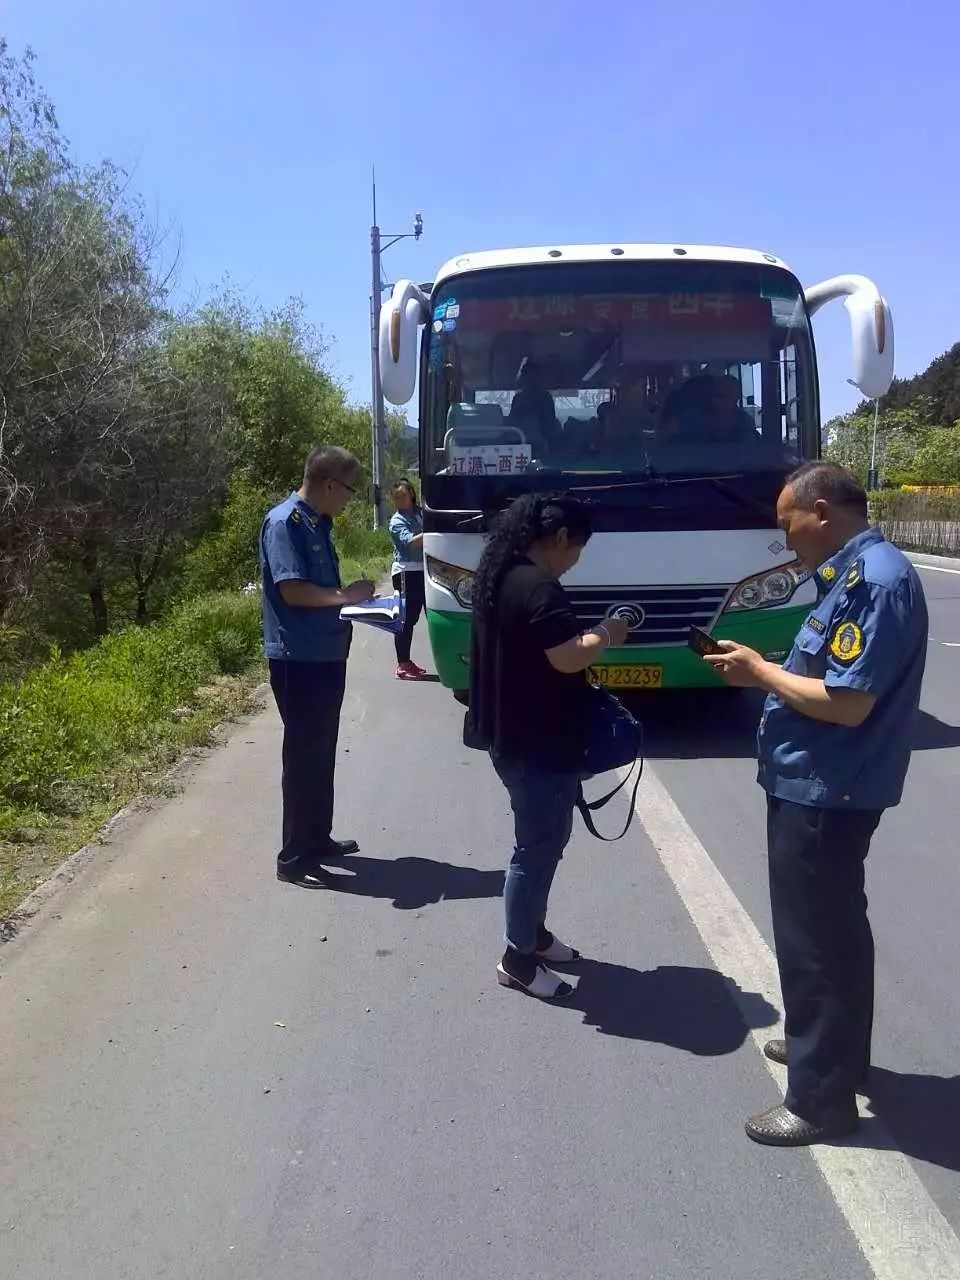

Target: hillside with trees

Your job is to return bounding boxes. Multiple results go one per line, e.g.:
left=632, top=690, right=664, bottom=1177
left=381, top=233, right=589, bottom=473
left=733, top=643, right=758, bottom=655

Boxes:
left=0, top=44, right=408, bottom=915
left=0, top=42, right=411, bottom=673
left=824, top=345, right=960, bottom=488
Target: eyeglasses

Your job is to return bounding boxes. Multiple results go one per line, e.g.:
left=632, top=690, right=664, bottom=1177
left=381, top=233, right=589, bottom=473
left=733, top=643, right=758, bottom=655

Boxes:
left=318, top=474, right=358, bottom=495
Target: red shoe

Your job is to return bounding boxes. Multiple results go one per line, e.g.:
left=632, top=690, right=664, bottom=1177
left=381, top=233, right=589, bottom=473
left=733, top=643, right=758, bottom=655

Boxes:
left=395, top=661, right=426, bottom=680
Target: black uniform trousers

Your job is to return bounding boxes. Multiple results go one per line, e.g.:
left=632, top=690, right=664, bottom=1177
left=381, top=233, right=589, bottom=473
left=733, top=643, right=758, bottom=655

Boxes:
left=766, top=795, right=882, bottom=1123
left=269, top=658, right=347, bottom=873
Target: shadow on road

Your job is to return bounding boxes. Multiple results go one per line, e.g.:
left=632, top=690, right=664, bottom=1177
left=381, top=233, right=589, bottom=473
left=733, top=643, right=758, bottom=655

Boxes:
left=618, top=689, right=764, bottom=761
left=912, top=711, right=960, bottom=751
left=856, top=1067, right=960, bottom=1173
left=319, top=855, right=504, bottom=910
left=567, top=960, right=778, bottom=1054
left=616, top=692, right=960, bottom=759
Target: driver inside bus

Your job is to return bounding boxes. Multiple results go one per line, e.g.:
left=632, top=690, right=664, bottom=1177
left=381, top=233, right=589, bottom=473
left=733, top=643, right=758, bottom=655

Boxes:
left=508, top=361, right=560, bottom=453
left=661, top=374, right=758, bottom=445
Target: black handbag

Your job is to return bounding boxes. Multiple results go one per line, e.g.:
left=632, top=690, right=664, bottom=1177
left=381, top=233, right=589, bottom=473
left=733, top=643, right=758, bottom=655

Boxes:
left=577, top=686, right=644, bottom=841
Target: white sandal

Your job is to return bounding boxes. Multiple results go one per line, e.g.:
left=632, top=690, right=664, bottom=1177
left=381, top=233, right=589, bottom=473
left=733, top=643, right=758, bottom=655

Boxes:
left=496, top=961, right=575, bottom=1000
left=535, top=935, right=582, bottom=963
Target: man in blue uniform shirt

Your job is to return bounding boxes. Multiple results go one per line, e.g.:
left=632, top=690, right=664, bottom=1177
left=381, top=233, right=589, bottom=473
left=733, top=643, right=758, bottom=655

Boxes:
left=260, top=445, right=374, bottom=888
left=705, top=461, right=928, bottom=1146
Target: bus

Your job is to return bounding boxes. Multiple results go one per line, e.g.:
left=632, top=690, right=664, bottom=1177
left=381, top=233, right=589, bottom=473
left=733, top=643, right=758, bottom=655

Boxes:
left=378, top=244, right=893, bottom=695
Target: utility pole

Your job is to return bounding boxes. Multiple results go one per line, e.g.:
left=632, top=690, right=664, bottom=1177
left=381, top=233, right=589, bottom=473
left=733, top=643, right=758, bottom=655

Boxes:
left=369, top=170, right=422, bottom=529
left=867, top=398, right=881, bottom=493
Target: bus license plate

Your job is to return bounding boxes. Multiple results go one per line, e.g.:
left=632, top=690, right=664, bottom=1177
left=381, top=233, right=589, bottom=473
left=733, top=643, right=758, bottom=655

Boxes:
left=588, top=664, right=663, bottom=690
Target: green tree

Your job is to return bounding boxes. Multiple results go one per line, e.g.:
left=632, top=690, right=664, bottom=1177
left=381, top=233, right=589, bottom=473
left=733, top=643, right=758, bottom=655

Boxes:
left=0, top=42, right=164, bottom=624
left=824, top=407, right=932, bottom=488
left=232, top=299, right=375, bottom=494
left=908, top=426, right=960, bottom=485
left=880, top=344, right=960, bottom=426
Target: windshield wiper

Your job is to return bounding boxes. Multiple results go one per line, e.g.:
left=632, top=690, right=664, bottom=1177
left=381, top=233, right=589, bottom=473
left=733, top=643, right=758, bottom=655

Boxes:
left=564, top=472, right=775, bottom=522
left=563, top=471, right=743, bottom=493
left=453, top=472, right=774, bottom=527
left=696, top=474, right=775, bottom=522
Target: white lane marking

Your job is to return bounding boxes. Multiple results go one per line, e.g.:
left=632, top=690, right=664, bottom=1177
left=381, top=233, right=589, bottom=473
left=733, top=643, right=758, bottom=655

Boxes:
left=916, top=564, right=960, bottom=575
left=941, top=642, right=960, bottom=648
left=625, top=762, right=960, bottom=1280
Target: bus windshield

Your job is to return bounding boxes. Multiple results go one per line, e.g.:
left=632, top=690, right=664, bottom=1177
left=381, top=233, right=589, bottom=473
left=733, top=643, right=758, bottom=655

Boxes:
left=421, top=260, right=817, bottom=511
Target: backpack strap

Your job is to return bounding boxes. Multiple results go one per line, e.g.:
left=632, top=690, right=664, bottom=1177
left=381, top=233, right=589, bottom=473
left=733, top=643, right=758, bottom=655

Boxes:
left=577, top=757, right=644, bottom=841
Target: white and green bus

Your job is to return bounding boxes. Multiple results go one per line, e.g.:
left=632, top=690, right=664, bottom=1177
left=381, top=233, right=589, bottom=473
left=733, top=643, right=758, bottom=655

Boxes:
left=379, top=244, right=893, bottom=695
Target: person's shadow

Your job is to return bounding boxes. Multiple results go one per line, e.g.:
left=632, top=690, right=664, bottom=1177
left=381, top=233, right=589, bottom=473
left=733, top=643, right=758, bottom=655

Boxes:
left=912, top=711, right=960, bottom=751
left=567, top=959, right=778, bottom=1054
left=319, top=855, right=504, bottom=910
left=855, top=1067, right=960, bottom=1173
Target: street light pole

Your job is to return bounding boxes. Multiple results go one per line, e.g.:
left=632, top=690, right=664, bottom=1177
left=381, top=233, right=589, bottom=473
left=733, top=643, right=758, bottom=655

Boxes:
left=370, top=218, right=385, bottom=528
left=868, top=398, right=881, bottom=492
left=369, top=170, right=422, bottom=530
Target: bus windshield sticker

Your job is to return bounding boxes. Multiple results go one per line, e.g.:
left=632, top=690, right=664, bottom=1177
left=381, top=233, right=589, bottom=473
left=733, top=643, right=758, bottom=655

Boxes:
left=449, top=444, right=531, bottom=476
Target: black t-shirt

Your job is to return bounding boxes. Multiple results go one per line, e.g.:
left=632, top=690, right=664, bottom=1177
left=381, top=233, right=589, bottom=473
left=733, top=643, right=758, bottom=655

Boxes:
left=466, top=558, right=592, bottom=772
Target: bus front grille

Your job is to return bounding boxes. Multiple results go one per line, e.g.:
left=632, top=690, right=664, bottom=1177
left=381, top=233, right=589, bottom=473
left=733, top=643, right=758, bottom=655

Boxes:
left=566, top=584, right=731, bottom=647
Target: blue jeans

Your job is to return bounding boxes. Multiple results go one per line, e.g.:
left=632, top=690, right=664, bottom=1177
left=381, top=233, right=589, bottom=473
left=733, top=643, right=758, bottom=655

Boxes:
left=492, top=755, right=580, bottom=954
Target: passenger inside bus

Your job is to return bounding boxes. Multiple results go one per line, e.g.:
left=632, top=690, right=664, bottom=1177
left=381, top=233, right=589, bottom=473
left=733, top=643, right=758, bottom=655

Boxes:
left=584, top=385, right=651, bottom=461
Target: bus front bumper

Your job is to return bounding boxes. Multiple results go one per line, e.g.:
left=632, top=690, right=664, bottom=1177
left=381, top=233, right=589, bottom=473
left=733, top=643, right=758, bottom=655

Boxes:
left=425, top=605, right=808, bottom=691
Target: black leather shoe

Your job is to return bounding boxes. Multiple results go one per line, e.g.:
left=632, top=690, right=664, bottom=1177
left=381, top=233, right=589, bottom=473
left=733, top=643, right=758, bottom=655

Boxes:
left=325, top=838, right=359, bottom=857
left=276, top=865, right=332, bottom=889
left=745, top=1103, right=858, bottom=1147
left=764, top=1038, right=787, bottom=1066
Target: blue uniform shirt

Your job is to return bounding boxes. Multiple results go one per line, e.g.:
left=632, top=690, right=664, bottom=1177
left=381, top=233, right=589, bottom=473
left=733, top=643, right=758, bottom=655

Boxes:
left=259, top=493, right=350, bottom=662
left=388, top=509, right=424, bottom=574
left=757, top=527, right=928, bottom=810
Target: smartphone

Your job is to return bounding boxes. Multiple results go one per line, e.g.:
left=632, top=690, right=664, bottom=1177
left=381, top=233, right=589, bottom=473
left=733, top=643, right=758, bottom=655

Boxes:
left=687, top=625, right=723, bottom=657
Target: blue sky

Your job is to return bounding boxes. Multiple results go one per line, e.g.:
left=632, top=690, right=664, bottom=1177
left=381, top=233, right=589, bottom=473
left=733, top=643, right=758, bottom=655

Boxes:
left=4, top=0, right=958, bottom=421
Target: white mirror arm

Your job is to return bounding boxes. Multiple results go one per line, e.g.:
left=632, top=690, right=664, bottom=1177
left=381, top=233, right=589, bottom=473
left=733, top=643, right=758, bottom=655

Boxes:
left=804, top=274, right=881, bottom=316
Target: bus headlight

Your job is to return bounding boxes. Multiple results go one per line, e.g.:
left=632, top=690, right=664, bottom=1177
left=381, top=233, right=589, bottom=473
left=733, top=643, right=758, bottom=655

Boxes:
left=723, top=560, right=808, bottom=612
left=426, top=556, right=475, bottom=609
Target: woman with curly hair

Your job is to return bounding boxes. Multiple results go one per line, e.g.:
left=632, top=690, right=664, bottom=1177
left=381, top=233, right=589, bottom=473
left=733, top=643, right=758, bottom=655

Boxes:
left=466, top=492, right=628, bottom=999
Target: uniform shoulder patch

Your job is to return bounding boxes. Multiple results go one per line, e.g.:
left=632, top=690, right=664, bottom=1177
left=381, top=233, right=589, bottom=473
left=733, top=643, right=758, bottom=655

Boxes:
left=821, top=565, right=837, bottom=582
left=290, top=508, right=302, bottom=525
left=806, top=614, right=826, bottom=634
left=829, top=620, right=864, bottom=662
left=845, top=559, right=863, bottom=590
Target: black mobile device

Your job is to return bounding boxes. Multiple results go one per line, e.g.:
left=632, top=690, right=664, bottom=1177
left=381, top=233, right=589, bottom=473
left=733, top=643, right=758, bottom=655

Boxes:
left=687, top=625, right=723, bottom=657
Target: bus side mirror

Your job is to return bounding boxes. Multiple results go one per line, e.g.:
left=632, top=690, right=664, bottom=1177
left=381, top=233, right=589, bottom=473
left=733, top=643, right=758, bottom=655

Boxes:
left=380, top=280, right=428, bottom=405
left=804, top=274, right=894, bottom=400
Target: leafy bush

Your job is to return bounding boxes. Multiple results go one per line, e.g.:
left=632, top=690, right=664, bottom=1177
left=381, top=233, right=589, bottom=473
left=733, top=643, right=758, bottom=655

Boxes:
left=179, top=477, right=391, bottom=602
left=174, top=590, right=264, bottom=674
left=0, top=592, right=262, bottom=811
left=177, top=473, right=269, bottom=598
left=335, top=516, right=392, bottom=585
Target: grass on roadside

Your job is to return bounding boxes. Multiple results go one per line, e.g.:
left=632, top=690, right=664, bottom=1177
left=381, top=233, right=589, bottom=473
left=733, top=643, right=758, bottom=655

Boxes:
left=0, top=592, right=266, bottom=921
left=0, top=528, right=392, bottom=922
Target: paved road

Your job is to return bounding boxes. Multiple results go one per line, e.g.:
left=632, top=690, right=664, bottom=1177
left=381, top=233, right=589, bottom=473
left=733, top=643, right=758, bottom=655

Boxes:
left=1, top=565, right=958, bottom=1280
